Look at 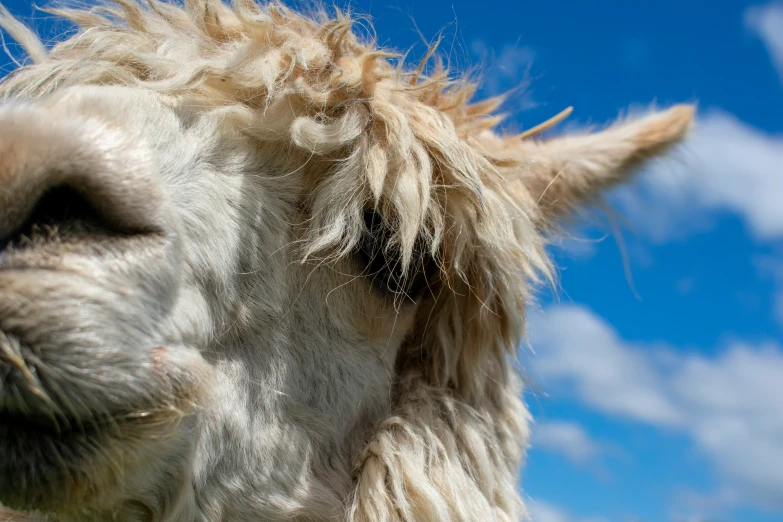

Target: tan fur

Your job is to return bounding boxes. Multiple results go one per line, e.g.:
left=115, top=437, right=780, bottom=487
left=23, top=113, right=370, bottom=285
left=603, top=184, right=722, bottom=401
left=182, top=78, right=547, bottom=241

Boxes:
left=0, top=2, right=693, bottom=521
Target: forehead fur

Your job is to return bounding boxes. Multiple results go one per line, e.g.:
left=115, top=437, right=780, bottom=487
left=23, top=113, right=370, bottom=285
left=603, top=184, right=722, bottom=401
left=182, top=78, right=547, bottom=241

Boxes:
left=0, top=0, right=551, bottom=287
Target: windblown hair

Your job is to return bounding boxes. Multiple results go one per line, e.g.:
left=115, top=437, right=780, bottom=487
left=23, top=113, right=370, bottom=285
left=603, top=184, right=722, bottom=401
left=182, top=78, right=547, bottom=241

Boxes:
left=0, top=1, right=693, bottom=520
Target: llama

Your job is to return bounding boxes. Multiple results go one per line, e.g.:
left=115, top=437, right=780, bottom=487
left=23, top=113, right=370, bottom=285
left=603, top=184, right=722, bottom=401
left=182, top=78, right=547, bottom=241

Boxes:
left=0, top=1, right=693, bottom=521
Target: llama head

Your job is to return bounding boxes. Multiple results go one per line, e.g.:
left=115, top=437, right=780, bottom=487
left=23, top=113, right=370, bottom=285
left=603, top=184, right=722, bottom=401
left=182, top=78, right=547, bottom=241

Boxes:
left=0, top=2, right=693, bottom=521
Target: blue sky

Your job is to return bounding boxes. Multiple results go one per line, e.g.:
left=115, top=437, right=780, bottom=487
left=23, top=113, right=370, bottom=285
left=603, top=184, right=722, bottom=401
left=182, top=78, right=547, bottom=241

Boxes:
left=1, top=1, right=781, bottom=521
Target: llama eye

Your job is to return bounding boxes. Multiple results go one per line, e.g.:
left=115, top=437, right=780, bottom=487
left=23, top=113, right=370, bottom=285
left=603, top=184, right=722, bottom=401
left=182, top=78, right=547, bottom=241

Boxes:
left=355, top=210, right=438, bottom=301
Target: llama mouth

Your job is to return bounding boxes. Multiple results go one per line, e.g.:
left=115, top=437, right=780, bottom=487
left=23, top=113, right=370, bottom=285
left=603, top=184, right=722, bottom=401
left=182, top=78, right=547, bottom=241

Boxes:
left=0, top=362, right=192, bottom=511
left=0, top=410, right=101, bottom=443
left=0, top=376, right=166, bottom=447
left=0, top=407, right=150, bottom=510
left=0, top=331, right=205, bottom=512
left=0, top=413, right=99, bottom=509
left=0, top=334, right=204, bottom=511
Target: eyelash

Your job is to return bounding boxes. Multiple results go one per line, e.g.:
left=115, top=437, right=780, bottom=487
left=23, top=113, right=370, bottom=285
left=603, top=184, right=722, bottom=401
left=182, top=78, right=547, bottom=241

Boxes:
left=355, top=210, right=438, bottom=301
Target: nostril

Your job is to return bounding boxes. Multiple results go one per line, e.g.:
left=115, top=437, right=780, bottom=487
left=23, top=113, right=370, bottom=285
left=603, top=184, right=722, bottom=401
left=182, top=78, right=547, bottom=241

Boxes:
left=26, top=185, right=107, bottom=232
left=0, top=185, right=128, bottom=253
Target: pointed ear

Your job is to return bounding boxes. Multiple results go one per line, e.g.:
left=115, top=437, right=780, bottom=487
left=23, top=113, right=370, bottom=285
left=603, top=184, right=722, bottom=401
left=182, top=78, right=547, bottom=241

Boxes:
left=518, top=104, right=695, bottom=221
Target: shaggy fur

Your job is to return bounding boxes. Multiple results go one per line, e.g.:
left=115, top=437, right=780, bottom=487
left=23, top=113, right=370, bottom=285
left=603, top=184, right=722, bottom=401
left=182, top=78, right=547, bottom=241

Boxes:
left=0, top=1, right=693, bottom=521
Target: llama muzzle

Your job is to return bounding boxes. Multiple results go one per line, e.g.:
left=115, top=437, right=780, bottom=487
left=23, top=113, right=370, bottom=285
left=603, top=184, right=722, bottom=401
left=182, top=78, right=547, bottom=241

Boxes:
left=0, top=99, right=207, bottom=513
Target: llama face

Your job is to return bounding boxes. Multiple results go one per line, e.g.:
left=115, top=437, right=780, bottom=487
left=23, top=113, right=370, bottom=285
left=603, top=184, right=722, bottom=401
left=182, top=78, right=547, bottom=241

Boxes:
left=0, top=84, right=427, bottom=519
left=0, top=3, right=695, bottom=521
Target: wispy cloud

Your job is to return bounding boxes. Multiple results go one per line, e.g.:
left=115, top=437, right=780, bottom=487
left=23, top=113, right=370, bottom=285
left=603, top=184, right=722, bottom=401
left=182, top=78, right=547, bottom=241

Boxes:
left=671, top=486, right=744, bottom=522
left=528, top=499, right=610, bottom=522
left=527, top=305, right=783, bottom=511
left=470, top=39, right=536, bottom=109
left=745, top=2, right=783, bottom=83
left=531, top=420, right=606, bottom=466
left=615, top=110, right=783, bottom=242
left=529, top=500, right=574, bottom=522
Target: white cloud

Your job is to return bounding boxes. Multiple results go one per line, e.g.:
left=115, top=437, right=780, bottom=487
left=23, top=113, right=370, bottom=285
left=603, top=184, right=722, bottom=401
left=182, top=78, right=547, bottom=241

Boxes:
left=529, top=500, right=573, bottom=522
left=529, top=307, right=682, bottom=426
left=616, top=110, right=783, bottom=243
left=671, top=486, right=744, bottom=522
left=531, top=420, right=604, bottom=466
left=527, top=305, right=783, bottom=511
left=528, top=499, right=609, bottom=522
left=471, top=39, right=536, bottom=108
left=746, top=2, right=783, bottom=83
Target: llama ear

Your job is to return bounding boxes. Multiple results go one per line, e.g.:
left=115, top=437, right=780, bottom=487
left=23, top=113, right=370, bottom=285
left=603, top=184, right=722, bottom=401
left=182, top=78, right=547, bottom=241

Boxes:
left=518, top=104, right=695, bottom=221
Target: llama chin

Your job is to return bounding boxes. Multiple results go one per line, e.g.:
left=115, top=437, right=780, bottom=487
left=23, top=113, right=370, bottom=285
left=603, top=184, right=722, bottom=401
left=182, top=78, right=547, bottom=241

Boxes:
left=0, top=2, right=693, bottom=521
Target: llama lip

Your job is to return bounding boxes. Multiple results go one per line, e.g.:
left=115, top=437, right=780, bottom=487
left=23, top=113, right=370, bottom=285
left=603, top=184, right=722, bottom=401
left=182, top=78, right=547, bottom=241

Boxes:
left=0, top=413, right=96, bottom=509
left=0, top=333, right=189, bottom=511
left=0, top=407, right=143, bottom=511
left=0, top=410, right=101, bottom=440
left=0, top=341, right=147, bottom=435
left=0, top=381, right=201, bottom=512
